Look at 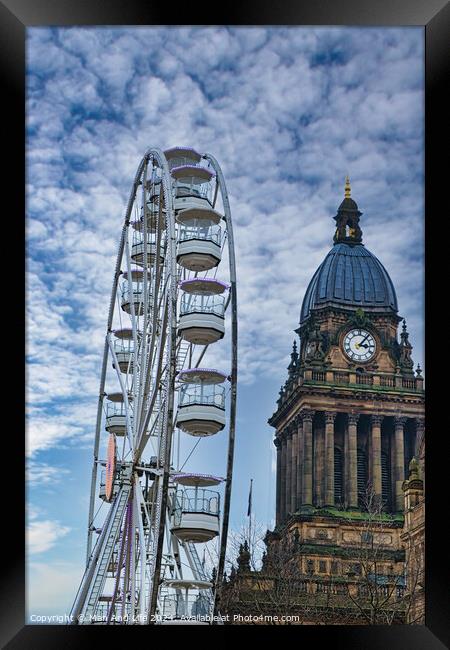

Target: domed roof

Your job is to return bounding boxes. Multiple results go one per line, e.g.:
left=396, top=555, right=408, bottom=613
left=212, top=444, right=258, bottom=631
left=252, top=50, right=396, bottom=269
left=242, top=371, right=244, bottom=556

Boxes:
left=300, top=243, right=398, bottom=323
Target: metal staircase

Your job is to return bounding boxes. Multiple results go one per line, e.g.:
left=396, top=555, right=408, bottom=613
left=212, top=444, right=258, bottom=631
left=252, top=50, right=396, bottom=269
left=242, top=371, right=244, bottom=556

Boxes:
left=71, top=479, right=132, bottom=624
left=176, top=338, right=191, bottom=372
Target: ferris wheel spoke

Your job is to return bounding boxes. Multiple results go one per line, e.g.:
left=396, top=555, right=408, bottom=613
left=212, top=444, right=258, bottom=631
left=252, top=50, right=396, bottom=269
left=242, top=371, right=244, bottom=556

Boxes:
left=136, top=286, right=167, bottom=438
left=135, top=302, right=169, bottom=456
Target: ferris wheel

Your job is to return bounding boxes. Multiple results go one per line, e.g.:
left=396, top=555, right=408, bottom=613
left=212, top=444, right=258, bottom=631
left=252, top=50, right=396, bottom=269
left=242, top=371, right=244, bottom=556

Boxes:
left=70, top=147, right=237, bottom=625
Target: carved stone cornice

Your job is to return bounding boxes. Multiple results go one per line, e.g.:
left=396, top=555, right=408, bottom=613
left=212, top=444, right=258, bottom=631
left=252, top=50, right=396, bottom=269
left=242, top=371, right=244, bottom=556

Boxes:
left=274, top=437, right=282, bottom=449
left=370, top=414, right=384, bottom=426
left=347, top=413, right=360, bottom=426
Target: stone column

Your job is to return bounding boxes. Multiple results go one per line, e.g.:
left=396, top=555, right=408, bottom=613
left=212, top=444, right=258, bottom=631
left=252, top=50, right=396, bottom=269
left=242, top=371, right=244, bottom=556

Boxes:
left=274, top=437, right=282, bottom=526
left=280, top=431, right=287, bottom=522
left=296, top=415, right=304, bottom=507
left=291, top=424, right=298, bottom=514
left=370, top=414, right=384, bottom=504
left=285, top=429, right=293, bottom=518
left=394, top=416, right=407, bottom=512
left=324, top=411, right=337, bottom=506
left=301, top=410, right=315, bottom=506
left=314, top=416, right=325, bottom=506
left=346, top=413, right=359, bottom=508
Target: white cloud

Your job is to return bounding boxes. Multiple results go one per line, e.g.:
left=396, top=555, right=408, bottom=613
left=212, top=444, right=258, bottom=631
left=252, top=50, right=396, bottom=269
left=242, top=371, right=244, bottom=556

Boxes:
left=28, top=560, right=84, bottom=620
left=27, top=519, right=71, bottom=554
left=27, top=461, right=70, bottom=486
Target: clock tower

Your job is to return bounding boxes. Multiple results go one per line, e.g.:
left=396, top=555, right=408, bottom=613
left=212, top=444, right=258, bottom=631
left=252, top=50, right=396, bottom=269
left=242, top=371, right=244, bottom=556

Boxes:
left=267, top=179, right=425, bottom=597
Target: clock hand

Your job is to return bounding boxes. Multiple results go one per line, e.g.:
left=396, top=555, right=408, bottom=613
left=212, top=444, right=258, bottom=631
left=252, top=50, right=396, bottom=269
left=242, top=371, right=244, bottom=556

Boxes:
left=359, top=333, right=370, bottom=346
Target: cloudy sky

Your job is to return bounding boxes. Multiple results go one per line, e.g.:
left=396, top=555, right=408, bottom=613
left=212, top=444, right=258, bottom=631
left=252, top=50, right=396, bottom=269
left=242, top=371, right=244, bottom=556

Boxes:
left=26, top=26, right=424, bottom=619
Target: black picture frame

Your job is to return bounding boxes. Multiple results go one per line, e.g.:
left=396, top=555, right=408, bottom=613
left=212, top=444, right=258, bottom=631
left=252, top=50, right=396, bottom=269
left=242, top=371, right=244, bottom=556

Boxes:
left=7, top=0, right=449, bottom=646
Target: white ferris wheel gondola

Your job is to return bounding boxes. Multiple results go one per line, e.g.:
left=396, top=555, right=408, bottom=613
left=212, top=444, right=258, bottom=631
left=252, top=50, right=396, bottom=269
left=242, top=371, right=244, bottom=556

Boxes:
left=70, top=145, right=237, bottom=626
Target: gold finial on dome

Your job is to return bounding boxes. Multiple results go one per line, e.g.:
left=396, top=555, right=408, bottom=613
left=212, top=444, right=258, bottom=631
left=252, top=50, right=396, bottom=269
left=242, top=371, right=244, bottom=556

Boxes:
left=344, top=175, right=351, bottom=198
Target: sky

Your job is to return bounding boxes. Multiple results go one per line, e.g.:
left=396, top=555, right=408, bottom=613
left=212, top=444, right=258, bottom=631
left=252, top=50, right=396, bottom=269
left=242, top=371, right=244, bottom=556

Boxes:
left=26, top=26, right=424, bottom=620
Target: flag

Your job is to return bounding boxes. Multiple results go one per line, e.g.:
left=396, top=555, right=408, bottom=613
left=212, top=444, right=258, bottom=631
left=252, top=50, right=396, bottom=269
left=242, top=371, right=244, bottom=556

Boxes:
left=247, top=479, right=253, bottom=517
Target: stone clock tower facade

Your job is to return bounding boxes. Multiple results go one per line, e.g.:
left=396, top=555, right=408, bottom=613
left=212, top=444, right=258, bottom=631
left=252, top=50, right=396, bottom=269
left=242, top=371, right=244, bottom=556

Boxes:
left=267, top=179, right=425, bottom=601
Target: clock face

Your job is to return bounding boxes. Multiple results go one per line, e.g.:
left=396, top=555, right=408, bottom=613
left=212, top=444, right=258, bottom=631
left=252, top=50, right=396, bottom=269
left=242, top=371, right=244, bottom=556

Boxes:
left=343, top=328, right=376, bottom=362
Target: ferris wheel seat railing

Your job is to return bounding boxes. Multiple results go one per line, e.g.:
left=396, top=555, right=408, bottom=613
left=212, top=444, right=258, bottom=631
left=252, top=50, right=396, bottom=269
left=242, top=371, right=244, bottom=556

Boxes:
left=178, top=293, right=225, bottom=346
left=132, top=209, right=166, bottom=233
left=172, top=488, right=220, bottom=518
left=159, top=593, right=212, bottom=623
left=176, top=226, right=222, bottom=272
left=178, top=383, right=225, bottom=408
left=131, top=238, right=165, bottom=267
left=180, top=293, right=225, bottom=317
left=112, top=339, right=134, bottom=373
left=174, top=193, right=213, bottom=214
left=175, top=405, right=226, bottom=437
left=172, top=168, right=215, bottom=213
left=176, top=385, right=226, bottom=437
left=104, top=416, right=127, bottom=436
left=176, top=403, right=225, bottom=437
left=120, top=300, right=144, bottom=316
left=112, top=352, right=133, bottom=373
left=113, top=338, right=135, bottom=353
left=120, top=284, right=151, bottom=315
left=170, top=510, right=220, bottom=543
left=105, top=403, right=132, bottom=437
left=179, top=223, right=221, bottom=245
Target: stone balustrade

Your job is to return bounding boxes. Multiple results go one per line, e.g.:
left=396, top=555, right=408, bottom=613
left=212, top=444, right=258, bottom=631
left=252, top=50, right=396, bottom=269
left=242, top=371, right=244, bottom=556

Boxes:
left=292, top=369, right=423, bottom=393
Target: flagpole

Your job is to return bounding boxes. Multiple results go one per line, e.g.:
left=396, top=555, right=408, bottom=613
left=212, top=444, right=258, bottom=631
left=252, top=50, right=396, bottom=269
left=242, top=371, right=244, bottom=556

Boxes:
left=247, top=478, right=253, bottom=567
